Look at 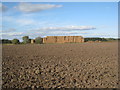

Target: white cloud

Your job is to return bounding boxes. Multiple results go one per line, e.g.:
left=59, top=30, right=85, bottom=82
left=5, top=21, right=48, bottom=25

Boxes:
left=82, top=32, right=118, bottom=38
left=1, top=32, right=23, bottom=40
left=35, top=25, right=96, bottom=31
left=3, top=16, right=96, bottom=39
left=2, top=32, right=23, bottom=36
left=3, top=16, right=96, bottom=32
left=26, top=26, right=94, bottom=37
left=2, top=28, right=16, bottom=33
left=3, top=16, right=36, bottom=27
left=0, top=3, right=7, bottom=12
left=3, top=16, right=14, bottom=22
left=3, top=16, right=49, bottom=27
left=15, top=2, right=63, bottom=13
left=92, top=33, right=118, bottom=37
left=16, top=19, right=36, bottom=26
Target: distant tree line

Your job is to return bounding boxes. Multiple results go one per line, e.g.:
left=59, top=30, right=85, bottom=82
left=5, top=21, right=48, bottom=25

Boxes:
left=84, top=38, right=118, bottom=42
left=1, top=39, right=12, bottom=44
left=0, top=36, right=43, bottom=44
left=0, top=36, right=119, bottom=44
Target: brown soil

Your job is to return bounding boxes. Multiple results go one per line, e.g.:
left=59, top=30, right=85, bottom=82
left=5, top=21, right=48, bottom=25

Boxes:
left=2, top=42, right=118, bottom=88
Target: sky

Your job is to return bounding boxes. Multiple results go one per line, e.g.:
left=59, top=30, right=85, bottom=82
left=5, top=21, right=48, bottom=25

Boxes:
left=1, top=2, right=118, bottom=40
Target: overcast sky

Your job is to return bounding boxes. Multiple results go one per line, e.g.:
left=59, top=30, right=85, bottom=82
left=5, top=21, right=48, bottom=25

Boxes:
left=1, top=2, right=118, bottom=40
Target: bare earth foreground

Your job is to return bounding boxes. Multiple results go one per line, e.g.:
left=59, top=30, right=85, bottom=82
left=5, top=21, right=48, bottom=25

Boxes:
left=2, top=42, right=118, bottom=88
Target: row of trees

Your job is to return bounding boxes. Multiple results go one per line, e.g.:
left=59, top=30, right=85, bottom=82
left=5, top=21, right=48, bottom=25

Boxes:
left=84, top=38, right=107, bottom=42
left=84, top=38, right=118, bottom=42
left=1, top=37, right=118, bottom=44
left=1, top=36, right=43, bottom=44
left=1, top=39, right=12, bottom=44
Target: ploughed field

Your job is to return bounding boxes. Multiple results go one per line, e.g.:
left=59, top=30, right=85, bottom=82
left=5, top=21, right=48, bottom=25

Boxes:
left=2, top=42, right=118, bottom=88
